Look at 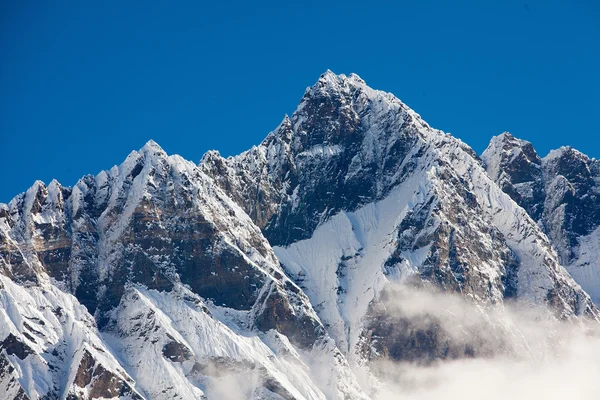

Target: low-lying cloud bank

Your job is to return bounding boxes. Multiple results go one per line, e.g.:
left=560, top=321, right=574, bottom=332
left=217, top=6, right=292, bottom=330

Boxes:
left=373, top=334, right=600, bottom=400
left=197, top=285, right=600, bottom=399
left=368, top=285, right=600, bottom=400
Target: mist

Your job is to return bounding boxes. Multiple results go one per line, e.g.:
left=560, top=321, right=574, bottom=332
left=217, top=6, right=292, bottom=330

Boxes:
left=367, top=285, right=600, bottom=400
left=197, top=285, right=600, bottom=399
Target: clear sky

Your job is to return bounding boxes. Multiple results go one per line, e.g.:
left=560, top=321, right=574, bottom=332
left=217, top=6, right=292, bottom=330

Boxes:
left=1, top=0, right=599, bottom=202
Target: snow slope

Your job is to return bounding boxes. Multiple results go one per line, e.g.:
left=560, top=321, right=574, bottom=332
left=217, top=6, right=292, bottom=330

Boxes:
left=2, top=71, right=599, bottom=399
left=483, top=133, right=600, bottom=306
left=0, top=139, right=366, bottom=399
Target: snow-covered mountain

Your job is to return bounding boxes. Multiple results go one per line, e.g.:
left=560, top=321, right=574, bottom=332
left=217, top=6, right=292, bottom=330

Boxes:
left=1, top=71, right=599, bottom=399
left=483, top=132, right=600, bottom=305
left=0, top=141, right=366, bottom=399
left=201, top=71, right=598, bottom=361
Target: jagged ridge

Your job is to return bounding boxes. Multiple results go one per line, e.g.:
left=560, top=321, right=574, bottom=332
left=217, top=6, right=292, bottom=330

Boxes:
left=1, top=71, right=599, bottom=399
left=0, top=138, right=366, bottom=399
left=483, top=133, right=600, bottom=304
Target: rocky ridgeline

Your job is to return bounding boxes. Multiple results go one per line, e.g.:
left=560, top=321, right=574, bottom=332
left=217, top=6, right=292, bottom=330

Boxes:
left=1, top=71, right=599, bottom=399
left=483, top=132, right=600, bottom=304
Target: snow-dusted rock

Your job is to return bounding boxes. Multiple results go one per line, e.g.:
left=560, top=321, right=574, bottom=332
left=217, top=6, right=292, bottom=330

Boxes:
left=483, top=135, right=600, bottom=305
left=1, top=71, right=599, bottom=399
left=202, top=72, right=598, bottom=366
left=0, top=138, right=365, bottom=398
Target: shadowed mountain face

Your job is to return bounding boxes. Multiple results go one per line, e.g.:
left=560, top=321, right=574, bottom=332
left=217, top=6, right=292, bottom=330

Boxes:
left=481, top=133, right=546, bottom=221
left=1, top=71, right=599, bottom=399
left=0, top=141, right=356, bottom=400
left=0, top=143, right=321, bottom=337
left=483, top=133, right=600, bottom=305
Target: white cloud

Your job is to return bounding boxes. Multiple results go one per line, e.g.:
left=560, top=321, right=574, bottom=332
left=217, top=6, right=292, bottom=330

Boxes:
left=366, top=285, right=600, bottom=400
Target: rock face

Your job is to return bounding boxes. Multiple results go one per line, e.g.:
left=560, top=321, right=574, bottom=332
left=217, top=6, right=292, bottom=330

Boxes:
left=202, top=72, right=598, bottom=361
left=481, top=132, right=546, bottom=221
left=201, top=73, right=426, bottom=247
left=69, top=349, right=143, bottom=400
left=483, top=134, right=600, bottom=304
left=0, top=141, right=365, bottom=398
left=1, top=71, right=599, bottom=399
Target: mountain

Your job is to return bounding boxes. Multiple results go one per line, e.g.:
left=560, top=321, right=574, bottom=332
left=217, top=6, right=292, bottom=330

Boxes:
left=1, top=71, right=599, bottom=399
left=0, top=142, right=365, bottom=399
left=482, top=132, right=600, bottom=304
left=201, top=71, right=598, bottom=361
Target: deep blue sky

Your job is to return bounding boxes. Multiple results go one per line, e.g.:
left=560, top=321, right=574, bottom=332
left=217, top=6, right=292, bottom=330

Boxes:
left=1, top=1, right=599, bottom=202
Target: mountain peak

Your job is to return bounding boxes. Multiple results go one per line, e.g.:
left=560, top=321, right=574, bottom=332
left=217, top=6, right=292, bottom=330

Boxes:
left=133, top=140, right=169, bottom=169
left=318, top=69, right=365, bottom=83
left=319, top=68, right=336, bottom=78
left=482, top=132, right=544, bottom=218
left=141, top=139, right=166, bottom=155
left=483, top=132, right=538, bottom=159
left=543, top=145, right=588, bottom=163
left=495, top=131, right=515, bottom=141
left=486, top=132, right=531, bottom=149
left=311, top=70, right=368, bottom=95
